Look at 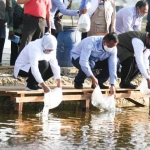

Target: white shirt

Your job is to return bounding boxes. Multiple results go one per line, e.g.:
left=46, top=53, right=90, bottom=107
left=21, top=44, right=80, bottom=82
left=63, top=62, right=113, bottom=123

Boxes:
left=132, top=38, right=150, bottom=79
left=116, top=7, right=143, bottom=34
left=14, top=39, right=61, bottom=84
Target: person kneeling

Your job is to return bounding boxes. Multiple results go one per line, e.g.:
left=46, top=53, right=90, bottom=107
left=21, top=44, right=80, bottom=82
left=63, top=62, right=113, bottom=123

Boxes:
left=71, top=32, right=119, bottom=95
left=14, top=33, right=61, bottom=93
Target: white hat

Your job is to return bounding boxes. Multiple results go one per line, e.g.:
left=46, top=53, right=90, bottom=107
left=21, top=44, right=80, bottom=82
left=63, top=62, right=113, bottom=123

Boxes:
left=42, top=33, right=57, bottom=50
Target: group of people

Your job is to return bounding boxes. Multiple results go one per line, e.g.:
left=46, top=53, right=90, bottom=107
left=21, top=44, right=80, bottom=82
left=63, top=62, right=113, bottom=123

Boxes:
left=1, top=0, right=150, bottom=95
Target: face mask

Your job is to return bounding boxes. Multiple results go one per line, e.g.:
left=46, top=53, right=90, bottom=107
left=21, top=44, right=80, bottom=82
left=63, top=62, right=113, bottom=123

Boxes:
left=104, top=45, right=113, bottom=52
left=43, top=49, right=51, bottom=54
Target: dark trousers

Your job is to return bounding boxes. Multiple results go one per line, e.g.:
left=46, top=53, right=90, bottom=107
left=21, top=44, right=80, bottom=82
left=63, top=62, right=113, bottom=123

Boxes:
left=19, top=14, right=46, bottom=52
left=72, top=57, right=109, bottom=85
left=0, top=38, right=5, bottom=64
left=10, top=33, right=22, bottom=66
left=18, top=60, right=53, bottom=86
left=120, top=56, right=139, bottom=84
left=81, top=32, right=87, bottom=40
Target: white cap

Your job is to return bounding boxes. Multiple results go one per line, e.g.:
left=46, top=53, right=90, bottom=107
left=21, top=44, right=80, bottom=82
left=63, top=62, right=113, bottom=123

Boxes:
left=42, top=33, right=57, bottom=50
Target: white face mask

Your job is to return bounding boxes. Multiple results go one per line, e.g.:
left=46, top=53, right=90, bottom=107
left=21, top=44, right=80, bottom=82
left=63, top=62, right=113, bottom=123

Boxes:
left=104, top=45, right=113, bottom=52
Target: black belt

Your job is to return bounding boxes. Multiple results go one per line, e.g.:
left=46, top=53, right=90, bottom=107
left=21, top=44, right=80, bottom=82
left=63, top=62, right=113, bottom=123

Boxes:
left=24, top=14, right=44, bottom=19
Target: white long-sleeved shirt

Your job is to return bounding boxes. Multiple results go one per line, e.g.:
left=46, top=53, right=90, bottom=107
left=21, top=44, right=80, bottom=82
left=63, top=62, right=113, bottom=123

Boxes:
left=14, top=39, right=61, bottom=84
left=50, top=0, right=78, bottom=29
left=71, top=36, right=117, bottom=85
left=116, top=7, right=143, bottom=34
left=132, top=38, right=150, bottom=79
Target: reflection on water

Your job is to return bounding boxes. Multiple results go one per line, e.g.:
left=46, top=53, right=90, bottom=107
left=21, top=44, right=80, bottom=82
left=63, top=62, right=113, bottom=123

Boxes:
left=0, top=107, right=150, bottom=150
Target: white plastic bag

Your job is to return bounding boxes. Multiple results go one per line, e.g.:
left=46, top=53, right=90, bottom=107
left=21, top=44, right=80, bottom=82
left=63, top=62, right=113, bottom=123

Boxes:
left=77, top=13, right=91, bottom=33
left=42, top=88, right=63, bottom=115
left=91, top=86, right=116, bottom=111
left=140, top=77, right=150, bottom=94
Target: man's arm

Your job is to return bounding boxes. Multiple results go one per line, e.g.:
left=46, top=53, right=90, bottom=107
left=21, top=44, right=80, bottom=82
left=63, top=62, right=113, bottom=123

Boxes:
left=46, top=9, right=51, bottom=33
left=122, top=10, right=134, bottom=32
left=79, top=0, right=91, bottom=14
left=79, top=41, right=98, bottom=87
left=132, top=38, right=150, bottom=79
left=53, top=0, right=78, bottom=16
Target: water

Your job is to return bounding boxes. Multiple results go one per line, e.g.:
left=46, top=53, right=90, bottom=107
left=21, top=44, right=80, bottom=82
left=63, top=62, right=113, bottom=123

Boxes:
left=0, top=107, right=150, bottom=150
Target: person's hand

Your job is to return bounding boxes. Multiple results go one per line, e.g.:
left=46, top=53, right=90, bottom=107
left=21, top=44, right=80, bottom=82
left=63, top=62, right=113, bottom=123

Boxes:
left=147, top=70, right=150, bottom=76
left=147, top=78, right=150, bottom=89
left=91, top=76, right=98, bottom=88
left=79, top=9, right=87, bottom=14
left=8, top=30, right=14, bottom=40
left=46, top=27, right=51, bottom=33
left=57, top=79, right=62, bottom=88
left=110, top=85, right=116, bottom=98
left=40, top=82, right=51, bottom=93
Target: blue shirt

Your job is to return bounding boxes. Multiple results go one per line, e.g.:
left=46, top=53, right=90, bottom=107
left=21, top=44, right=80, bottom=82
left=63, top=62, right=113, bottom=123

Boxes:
left=79, top=0, right=91, bottom=10
left=71, top=36, right=117, bottom=85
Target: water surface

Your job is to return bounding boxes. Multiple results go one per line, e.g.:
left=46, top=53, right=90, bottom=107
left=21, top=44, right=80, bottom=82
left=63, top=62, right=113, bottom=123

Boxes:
left=0, top=107, right=150, bottom=150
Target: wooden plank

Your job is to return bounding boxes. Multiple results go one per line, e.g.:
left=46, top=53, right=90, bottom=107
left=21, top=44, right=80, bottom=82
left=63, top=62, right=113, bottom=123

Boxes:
left=15, top=94, right=91, bottom=103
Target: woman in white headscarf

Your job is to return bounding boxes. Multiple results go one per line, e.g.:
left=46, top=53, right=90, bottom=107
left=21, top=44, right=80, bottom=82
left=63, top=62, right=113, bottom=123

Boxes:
left=14, top=33, right=61, bottom=92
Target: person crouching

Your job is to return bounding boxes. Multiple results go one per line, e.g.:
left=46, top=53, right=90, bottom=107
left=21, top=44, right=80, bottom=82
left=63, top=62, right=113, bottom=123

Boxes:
left=14, top=33, right=61, bottom=93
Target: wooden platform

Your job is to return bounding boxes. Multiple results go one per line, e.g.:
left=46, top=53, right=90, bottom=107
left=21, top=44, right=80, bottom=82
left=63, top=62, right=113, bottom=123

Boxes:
left=0, top=86, right=150, bottom=114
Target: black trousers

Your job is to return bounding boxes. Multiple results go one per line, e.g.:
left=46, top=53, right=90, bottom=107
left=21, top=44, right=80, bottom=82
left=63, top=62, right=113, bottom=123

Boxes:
left=72, top=57, right=109, bottom=86
left=19, top=14, right=46, bottom=52
left=10, top=32, right=22, bottom=66
left=18, top=60, right=53, bottom=85
left=120, top=56, right=139, bottom=84
left=0, top=38, right=5, bottom=64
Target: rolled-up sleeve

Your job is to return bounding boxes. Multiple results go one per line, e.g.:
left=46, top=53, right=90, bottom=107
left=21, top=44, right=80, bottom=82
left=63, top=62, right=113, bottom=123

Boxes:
left=79, top=42, right=94, bottom=77
left=49, top=51, right=61, bottom=79
left=108, top=47, right=117, bottom=85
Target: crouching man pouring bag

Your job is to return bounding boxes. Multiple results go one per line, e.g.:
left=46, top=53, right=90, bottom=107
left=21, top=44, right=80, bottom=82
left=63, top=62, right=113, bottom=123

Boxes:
left=14, top=33, right=61, bottom=93
left=71, top=32, right=119, bottom=95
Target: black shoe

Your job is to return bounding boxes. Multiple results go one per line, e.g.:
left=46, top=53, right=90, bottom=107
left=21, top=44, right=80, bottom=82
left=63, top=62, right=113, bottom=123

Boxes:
left=119, top=82, right=138, bottom=89
left=99, top=83, right=109, bottom=89
left=26, top=84, right=39, bottom=91
left=74, top=84, right=83, bottom=89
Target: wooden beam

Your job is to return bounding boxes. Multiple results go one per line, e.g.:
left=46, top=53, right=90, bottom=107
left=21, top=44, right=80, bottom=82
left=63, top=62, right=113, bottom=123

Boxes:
left=15, top=94, right=91, bottom=103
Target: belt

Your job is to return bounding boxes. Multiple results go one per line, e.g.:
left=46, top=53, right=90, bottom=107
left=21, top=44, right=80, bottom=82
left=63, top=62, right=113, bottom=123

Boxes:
left=24, top=14, right=44, bottom=19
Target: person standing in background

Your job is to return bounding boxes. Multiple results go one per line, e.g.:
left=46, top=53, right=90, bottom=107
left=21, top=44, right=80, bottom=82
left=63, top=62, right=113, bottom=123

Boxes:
left=0, top=0, right=14, bottom=65
left=0, top=25, right=6, bottom=66
left=116, top=0, right=148, bottom=35
left=17, top=0, right=51, bottom=52
left=79, top=0, right=116, bottom=39
left=9, top=0, right=23, bottom=65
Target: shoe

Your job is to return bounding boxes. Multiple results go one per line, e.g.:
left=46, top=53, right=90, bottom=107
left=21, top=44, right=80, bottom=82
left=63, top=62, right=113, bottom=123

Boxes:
left=99, top=83, right=109, bottom=89
left=74, top=84, right=83, bottom=89
left=26, top=84, right=39, bottom=91
left=119, top=82, right=138, bottom=89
